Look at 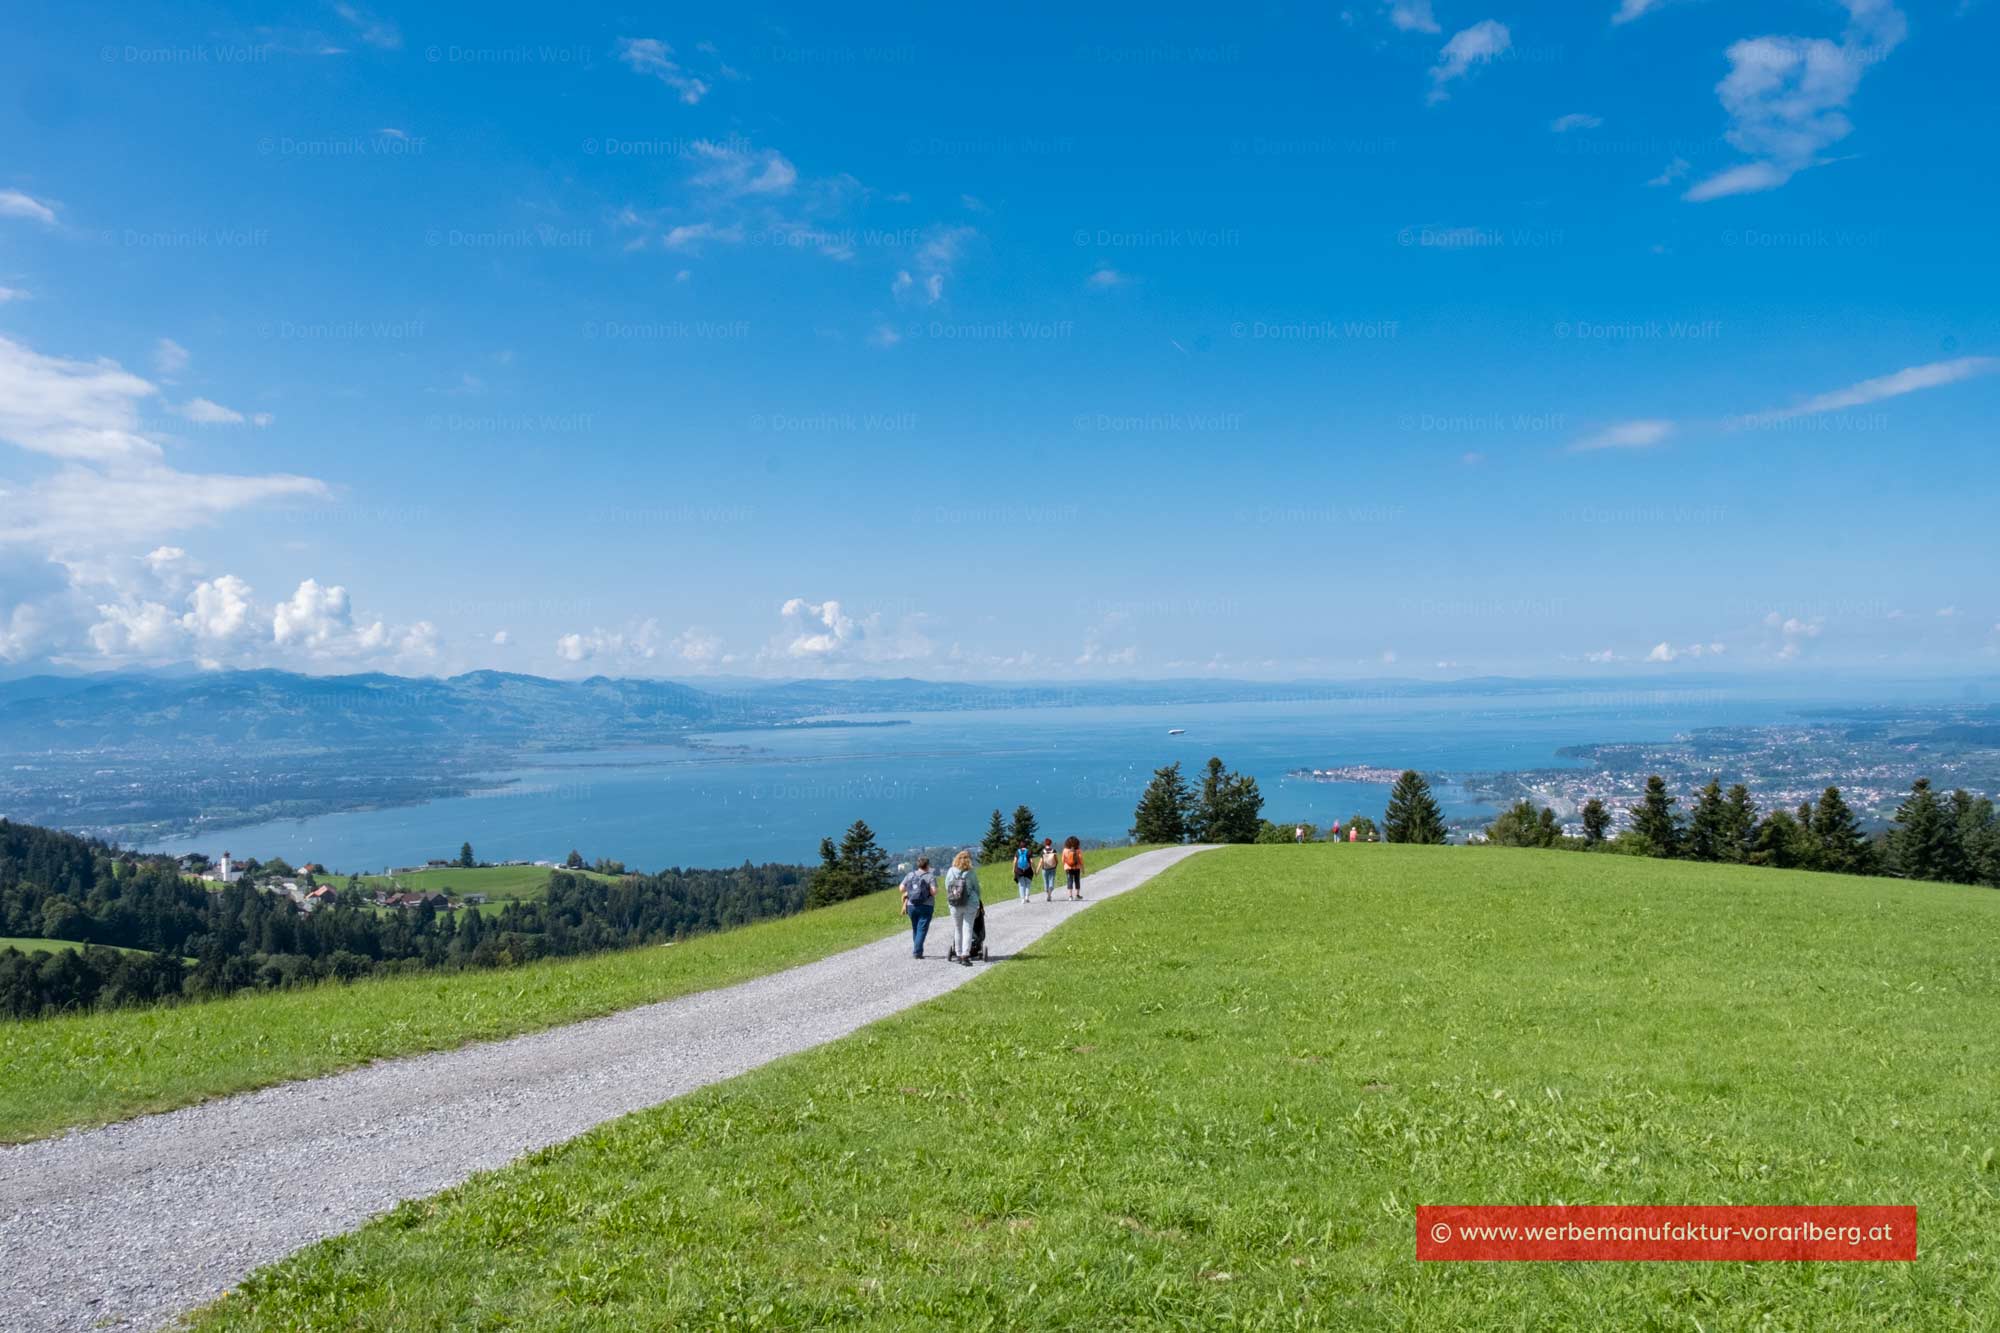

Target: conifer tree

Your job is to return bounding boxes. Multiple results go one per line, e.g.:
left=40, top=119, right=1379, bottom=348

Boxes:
left=1009, top=804, right=1039, bottom=852
left=1811, top=786, right=1875, bottom=876
left=1130, top=763, right=1194, bottom=844
left=1686, top=779, right=1727, bottom=861
left=979, top=809, right=1010, bottom=864
left=1629, top=775, right=1683, bottom=857
left=1720, top=785, right=1759, bottom=863
left=1191, top=756, right=1265, bottom=843
left=1889, top=779, right=1970, bottom=883
left=1580, top=798, right=1611, bottom=845
left=1383, top=770, right=1447, bottom=844
left=459, top=841, right=476, bottom=869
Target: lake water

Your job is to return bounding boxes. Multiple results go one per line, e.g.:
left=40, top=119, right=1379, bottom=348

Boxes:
left=136, top=685, right=1873, bottom=873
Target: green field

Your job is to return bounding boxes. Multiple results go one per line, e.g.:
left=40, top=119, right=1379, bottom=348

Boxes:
left=0, top=936, right=163, bottom=959
left=353, top=863, right=621, bottom=903
left=0, top=847, right=1154, bottom=1144
left=196, top=845, right=2000, bottom=1331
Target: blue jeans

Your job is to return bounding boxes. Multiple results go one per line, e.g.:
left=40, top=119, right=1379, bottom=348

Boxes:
left=1042, top=867, right=1055, bottom=894
left=908, top=904, right=933, bottom=956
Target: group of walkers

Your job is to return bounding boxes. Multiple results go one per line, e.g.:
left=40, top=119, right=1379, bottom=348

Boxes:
left=897, top=836, right=1087, bottom=966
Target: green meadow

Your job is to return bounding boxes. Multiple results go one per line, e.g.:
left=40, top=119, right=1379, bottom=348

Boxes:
left=0, top=847, right=1154, bottom=1144
left=196, top=845, right=2000, bottom=1331
left=0, top=936, right=162, bottom=959
left=353, top=863, right=623, bottom=902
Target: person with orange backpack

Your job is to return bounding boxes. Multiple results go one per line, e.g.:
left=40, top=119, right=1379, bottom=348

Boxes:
left=1060, top=836, right=1084, bottom=900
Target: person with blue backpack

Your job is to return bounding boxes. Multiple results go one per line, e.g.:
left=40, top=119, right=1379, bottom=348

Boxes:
left=1013, top=841, right=1035, bottom=902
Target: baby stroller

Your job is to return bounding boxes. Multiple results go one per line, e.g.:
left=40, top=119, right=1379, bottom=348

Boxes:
left=946, top=904, right=988, bottom=964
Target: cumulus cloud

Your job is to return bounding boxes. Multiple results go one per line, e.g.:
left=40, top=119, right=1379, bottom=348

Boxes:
left=1647, top=641, right=1726, bottom=662
left=616, top=37, right=709, bottom=103
left=893, top=225, right=977, bottom=304
left=1765, top=611, right=1824, bottom=660
left=1573, top=419, right=1674, bottom=451
left=779, top=597, right=860, bottom=658
left=0, top=189, right=58, bottom=226
left=671, top=627, right=730, bottom=666
left=1684, top=0, right=1907, bottom=202
left=152, top=338, right=190, bottom=377
left=1386, top=0, right=1441, bottom=33
left=272, top=578, right=384, bottom=655
left=1428, top=20, right=1511, bottom=103
left=1733, top=356, right=1999, bottom=427
left=554, top=619, right=664, bottom=665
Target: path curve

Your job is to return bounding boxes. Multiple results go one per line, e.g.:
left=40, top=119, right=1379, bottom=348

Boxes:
left=0, top=844, right=1211, bottom=1332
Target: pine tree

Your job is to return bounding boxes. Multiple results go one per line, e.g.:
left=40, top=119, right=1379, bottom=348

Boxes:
left=1130, top=763, right=1194, bottom=844
left=805, top=821, right=891, bottom=908
left=1580, top=798, right=1611, bottom=845
left=1383, top=770, right=1447, bottom=844
left=1191, top=757, right=1265, bottom=843
left=1890, top=779, right=1970, bottom=883
left=1811, top=786, right=1875, bottom=876
left=1686, top=780, right=1727, bottom=861
left=1485, top=799, right=1558, bottom=847
left=1749, top=809, right=1807, bottom=868
left=1958, top=793, right=2000, bottom=887
left=1720, top=785, right=1759, bottom=863
left=805, top=836, right=846, bottom=909
left=979, top=809, right=1010, bottom=864
left=1629, top=775, right=1683, bottom=857
left=459, top=841, right=475, bottom=869
left=1009, top=804, right=1039, bottom=852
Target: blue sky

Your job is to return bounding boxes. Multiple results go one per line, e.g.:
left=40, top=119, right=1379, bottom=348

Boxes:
left=1, top=0, right=1996, bottom=681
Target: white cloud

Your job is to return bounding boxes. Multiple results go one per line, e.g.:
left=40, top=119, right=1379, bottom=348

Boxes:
left=491, top=630, right=511, bottom=646
left=1428, top=20, right=1511, bottom=103
left=688, top=139, right=797, bottom=196
left=1573, top=419, right=1674, bottom=451
left=182, top=574, right=256, bottom=642
left=1550, top=112, right=1603, bottom=132
left=662, top=221, right=743, bottom=251
left=894, top=225, right=976, bottom=304
left=1387, top=0, right=1441, bottom=33
left=1086, top=266, right=1128, bottom=288
left=1734, top=356, right=1999, bottom=426
left=152, top=337, right=191, bottom=377
left=1613, top=0, right=1666, bottom=22
left=1585, top=648, right=1620, bottom=663
left=1647, top=156, right=1691, bottom=187
left=1684, top=1, right=1907, bottom=202
left=554, top=619, right=664, bottom=665
left=272, top=578, right=379, bottom=654
left=671, top=627, right=728, bottom=665
left=332, top=2, right=401, bottom=50
left=617, top=37, right=710, bottom=105
left=173, top=397, right=247, bottom=425
left=1937, top=605, right=1960, bottom=618
left=0, top=286, right=28, bottom=303
left=779, top=597, right=859, bottom=658
left=1648, top=640, right=1726, bottom=662
left=9, top=465, right=325, bottom=550
left=0, top=189, right=58, bottom=226
left=0, top=334, right=161, bottom=463
left=398, top=621, right=440, bottom=658
left=867, top=324, right=902, bottom=348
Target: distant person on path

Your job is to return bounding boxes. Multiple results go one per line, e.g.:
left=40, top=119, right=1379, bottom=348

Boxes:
left=946, top=850, right=982, bottom=966
left=1061, top=836, right=1084, bottom=900
left=1329, top=819, right=1341, bottom=843
left=1040, top=837, right=1058, bottom=901
left=1294, top=823, right=1306, bottom=844
left=1348, top=825, right=1359, bottom=843
left=899, top=858, right=936, bottom=959
left=1014, top=841, right=1035, bottom=902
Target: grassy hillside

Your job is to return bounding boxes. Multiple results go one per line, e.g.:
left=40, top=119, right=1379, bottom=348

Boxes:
left=197, top=845, right=2000, bottom=1330
left=0, top=847, right=1154, bottom=1143
left=353, top=863, right=621, bottom=903
left=0, top=936, right=163, bottom=959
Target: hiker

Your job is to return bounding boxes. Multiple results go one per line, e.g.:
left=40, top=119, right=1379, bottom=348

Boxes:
left=946, top=849, right=982, bottom=966
left=899, top=857, right=936, bottom=959
left=1061, top=836, right=1084, bottom=900
left=1329, top=819, right=1340, bottom=843
left=1348, top=825, right=1359, bottom=842
left=1294, top=823, right=1306, bottom=844
left=1014, top=841, right=1035, bottom=902
left=1040, top=837, right=1058, bottom=901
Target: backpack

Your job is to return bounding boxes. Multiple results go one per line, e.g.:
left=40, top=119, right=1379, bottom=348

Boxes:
left=946, top=868, right=971, bottom=906
left=1062, top=847, right=1080, bottom=870
left=1015, top=848, right=1032, bottom=875
left=900, top=870, right=933, bottom=908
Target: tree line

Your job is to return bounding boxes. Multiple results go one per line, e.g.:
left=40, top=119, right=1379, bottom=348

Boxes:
left=1483, top=776, right=2000, bottom=886
left=0, top=818, right=811, bottom=1019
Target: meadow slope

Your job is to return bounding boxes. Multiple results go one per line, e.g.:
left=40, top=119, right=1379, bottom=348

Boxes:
left=196, top=844, right=2000, bottom=1331
left=0, top=848, right=1155, bottom=1143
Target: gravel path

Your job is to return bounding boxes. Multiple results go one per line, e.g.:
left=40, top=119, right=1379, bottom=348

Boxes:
left=0, top=844, right=1210, bottom=1332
